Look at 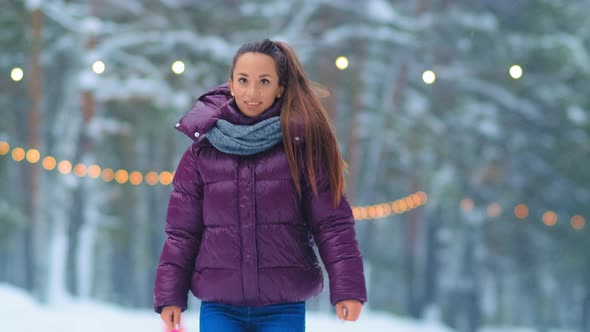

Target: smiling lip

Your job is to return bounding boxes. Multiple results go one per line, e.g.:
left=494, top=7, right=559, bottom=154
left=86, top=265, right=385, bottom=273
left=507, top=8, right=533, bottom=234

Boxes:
left=244, top=101, right=262, bottom=107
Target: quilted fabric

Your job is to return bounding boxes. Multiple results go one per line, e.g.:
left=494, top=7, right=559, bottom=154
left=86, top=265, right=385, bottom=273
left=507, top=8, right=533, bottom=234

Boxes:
left=154, top=84, right=366, bottom=312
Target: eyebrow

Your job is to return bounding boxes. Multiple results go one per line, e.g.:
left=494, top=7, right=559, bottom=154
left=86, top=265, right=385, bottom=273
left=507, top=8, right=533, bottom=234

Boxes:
left=236, top=73, right=273, bottom=78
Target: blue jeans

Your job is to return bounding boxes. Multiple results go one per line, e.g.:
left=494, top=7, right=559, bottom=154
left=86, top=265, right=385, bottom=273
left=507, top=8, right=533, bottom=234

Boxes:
left=199, top=301, right=305, bottom=332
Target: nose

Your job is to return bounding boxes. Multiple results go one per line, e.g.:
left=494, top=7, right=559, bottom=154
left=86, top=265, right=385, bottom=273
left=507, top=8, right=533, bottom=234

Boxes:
left=246, top=83, right=260, bottom=98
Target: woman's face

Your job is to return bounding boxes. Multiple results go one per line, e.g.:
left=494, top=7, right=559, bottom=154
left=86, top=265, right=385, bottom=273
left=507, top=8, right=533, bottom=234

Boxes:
left=229, top=52, right=284, bottom=118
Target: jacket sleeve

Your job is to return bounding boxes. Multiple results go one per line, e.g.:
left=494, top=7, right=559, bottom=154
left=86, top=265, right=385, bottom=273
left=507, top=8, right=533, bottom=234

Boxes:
left=154, top=144, right=204, bottom=313
left=302, top=168, right=367, bottom=305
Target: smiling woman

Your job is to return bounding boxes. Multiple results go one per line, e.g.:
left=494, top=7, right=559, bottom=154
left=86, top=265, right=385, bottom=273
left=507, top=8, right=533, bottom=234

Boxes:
left=154, top=39, right=367, bottom=332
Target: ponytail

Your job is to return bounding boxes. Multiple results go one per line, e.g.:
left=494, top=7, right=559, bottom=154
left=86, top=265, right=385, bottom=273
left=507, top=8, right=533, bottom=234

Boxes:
left=273, top=41, right=346, bottom=206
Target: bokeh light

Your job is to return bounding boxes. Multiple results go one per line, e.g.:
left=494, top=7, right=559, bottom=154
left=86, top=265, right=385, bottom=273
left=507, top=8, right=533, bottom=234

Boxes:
left=172, top=60, right=185, bottom=74
left=460, top=198, right=474, bottom=212
left=487, top=203, right=502, bottom=218
left=510, top=65, right=523, bottom=79
left=42, top=156, right=56, bottom=170
left=12, top=148, right=25, bottom=161
left=26, top=149, right=40, bottom=163
left=92, top=61, right=106, bottom=74
left=101, top=168, right=115, bottom=182
left=11, top=67, right=24, bottom=81
left=542, top=211, right=558, bottom=226
left=145, top=171, right=159, bottom=186
left=88, top=164, right=101, bottom=178
left=571, top=215, right=585, bottom=230
left=335, top=56, right=349, bottom=70
left=129, top=171, right=143, bottom=185
left=58, top=160, right=72, bottom=174
left=514, top=204, right=529, bottom=219
left=74, top=163, right=88, bottom=177
left=159, top=171, right=174, bottom=185
left=422, top=70, right=436, bottom=84
left=115, top=169, right=129, bottom=184
left=0, top=141, right=9, bottom=155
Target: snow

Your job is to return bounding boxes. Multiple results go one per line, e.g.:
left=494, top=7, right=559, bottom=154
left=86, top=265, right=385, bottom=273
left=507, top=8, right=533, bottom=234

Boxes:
left=367, top=0, right=432, bottom=30
left=1, top=283, right=455, bottom=332
left=26, top=0, right=43, bottom=10
left=240, top=2, right=291, bottom=17
left=450, top=10, right=498, bottom=33
left=540, top=34, right=590, bottom=73
left=79, top=71, right=98, bottom=90
left=509, top=33, right=590, bottom=73
left=368, top=0, right=395, bottom=23
left=82, top=16, right=103, bottom=34
left=98, top=31, right=233, bottom=62
left=322, top=25, right=417, bottom=47
left=567, top=105, right=588, bottom=125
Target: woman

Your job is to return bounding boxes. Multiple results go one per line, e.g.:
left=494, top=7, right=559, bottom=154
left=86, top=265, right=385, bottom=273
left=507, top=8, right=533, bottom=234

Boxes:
left=154, top=39, right=366, bottom=332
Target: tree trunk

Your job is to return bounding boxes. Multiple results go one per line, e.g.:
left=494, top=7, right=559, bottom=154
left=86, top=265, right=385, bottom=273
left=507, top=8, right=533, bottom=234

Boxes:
left=25, top=6, right=44, bottom=299
left=422, top=210, right=440, bottom=316
left=74, top=0, right=101, bottom=299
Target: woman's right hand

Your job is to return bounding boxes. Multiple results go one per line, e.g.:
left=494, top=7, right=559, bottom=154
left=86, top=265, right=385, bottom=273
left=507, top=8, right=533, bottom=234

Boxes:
left=160, top=305, right=182, bottom=331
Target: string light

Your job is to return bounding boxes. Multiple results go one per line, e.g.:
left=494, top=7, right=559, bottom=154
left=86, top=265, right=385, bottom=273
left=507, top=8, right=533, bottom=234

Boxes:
left=58, top=160, right=72, bottom=174
left=2, top=141, right=587, bottom=227
left=92, top=61, right=106, bottom=74
left=422, top=70, right=436, bottom=84
left=73, top=163, right=88, bottom=177
left=571, top=215, right=585, bottom=230
left=145, top=171, right=159, bottom=186
left=26, top=149, right=40, bottom=163
left=159, top=171, right=174, bottom=185
left=463, top=198, right=584, bottom=231
left=460, top=198, right=474, bottom=212
left=12, top=148, right=25, bottom=161
left=543, top=211, right=558, bottom=227
left=101, top=168, right=115, bottom=182
left=129, top=171, right=143, bottom=185
left=353, top=191, right=428, bottom=220
left=11, top=68, right=24, bottom=81
left=510, top=65, right=523, bottom=79
left=0, top=142, right=9, bottom=155
left=514, top=203, right=529, bottom=219
left=0, top=141, right=180, bottom=187
left=171, top=61, right=185, bottom=74
left=42, top=156, right=56, bottom=170
left=0, top=139, right=425, bottom=216
left=487, top=203, right=502, bottom=218
left=88, top=164, right=101, bottom=178
left=335, top=56, right=349, bottom=70
left=115, top=169, right=129, bottom=184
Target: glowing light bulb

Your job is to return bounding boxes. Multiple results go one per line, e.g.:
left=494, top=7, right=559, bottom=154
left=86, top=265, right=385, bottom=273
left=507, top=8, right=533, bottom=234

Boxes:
left=11, top=68, right=24, bottom=81
left=514, top=204, right=529, bottom=219
left=335, top=56, right=349, bottom=70
left=26, top=149, right=40, bottom=163
left=510, top=65, right=522, bottom=79
left=93, top=61, right=106, bottom=74
left=172, top=61, right=185, bottom=74
left=422, top=70, right=436, bottom=84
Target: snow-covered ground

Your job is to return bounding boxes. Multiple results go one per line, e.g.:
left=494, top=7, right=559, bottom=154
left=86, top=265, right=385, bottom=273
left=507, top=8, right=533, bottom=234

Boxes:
left=3, top=283, right=574, bottom=332
left=2, top=283, right=454, bottom=332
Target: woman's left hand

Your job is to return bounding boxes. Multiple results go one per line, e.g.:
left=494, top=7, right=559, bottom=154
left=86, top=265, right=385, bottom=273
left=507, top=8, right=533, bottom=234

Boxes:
left=335, top=299, right=363, bottom=321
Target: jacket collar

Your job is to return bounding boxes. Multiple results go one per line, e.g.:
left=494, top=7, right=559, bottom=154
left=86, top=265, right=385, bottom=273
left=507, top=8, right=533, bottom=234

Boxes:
left=176, top=83, right=290, bottom=142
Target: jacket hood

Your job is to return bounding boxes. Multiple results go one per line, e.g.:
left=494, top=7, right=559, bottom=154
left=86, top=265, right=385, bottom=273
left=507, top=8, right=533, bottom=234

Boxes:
left=175, top=83, right=305, bottom=143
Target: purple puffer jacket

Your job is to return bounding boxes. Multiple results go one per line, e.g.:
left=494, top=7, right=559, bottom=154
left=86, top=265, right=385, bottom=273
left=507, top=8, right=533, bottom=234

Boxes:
left=154, top=84, right=367, bottom=312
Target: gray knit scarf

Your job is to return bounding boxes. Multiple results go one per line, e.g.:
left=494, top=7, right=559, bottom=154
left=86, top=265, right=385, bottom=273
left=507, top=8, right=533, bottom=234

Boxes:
left=206, top=116, right=282, bottom=155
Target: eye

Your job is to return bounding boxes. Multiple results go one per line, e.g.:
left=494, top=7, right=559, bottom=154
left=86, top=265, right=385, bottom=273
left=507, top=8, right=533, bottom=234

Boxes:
left=238, top=77, right=247, bottom=84
left=260, top=78, right=270, bottom=85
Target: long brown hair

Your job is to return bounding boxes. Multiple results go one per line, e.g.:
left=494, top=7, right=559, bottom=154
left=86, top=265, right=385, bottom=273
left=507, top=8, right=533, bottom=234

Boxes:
left=230, top=39, right=346, bottom=206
